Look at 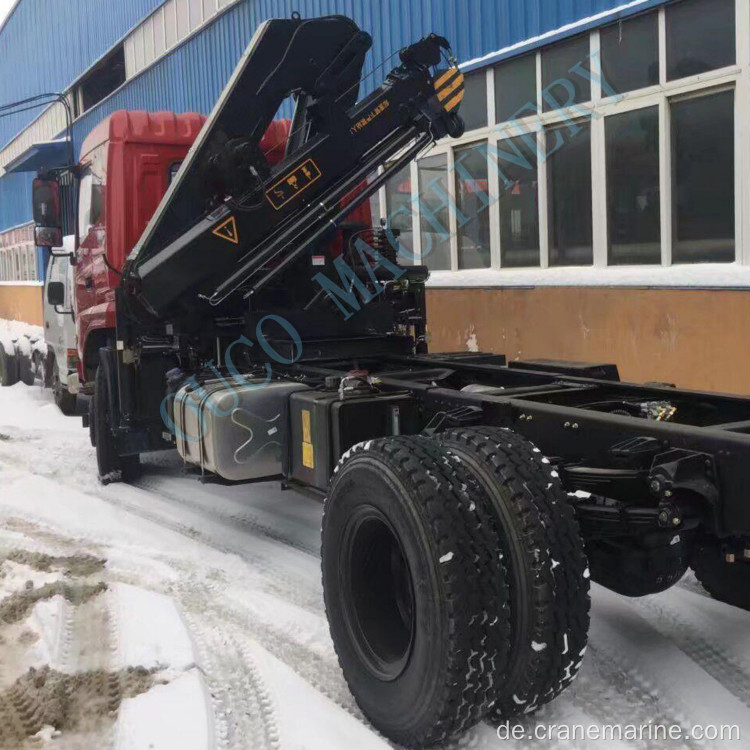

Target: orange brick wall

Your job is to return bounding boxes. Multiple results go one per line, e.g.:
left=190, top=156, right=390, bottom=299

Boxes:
left=427, top=287, right=750, bottom=396
left=0, top=284, right=43, bottom=326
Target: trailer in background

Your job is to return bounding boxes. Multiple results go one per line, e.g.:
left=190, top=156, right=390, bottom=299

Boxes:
left=0, top=236, right=79, bottom=416
left=41, top=236, right=79, bottom=414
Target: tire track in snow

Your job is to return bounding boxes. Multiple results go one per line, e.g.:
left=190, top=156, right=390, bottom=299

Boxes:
left=570, top=645, right=704, bottom=750
left=99, top=484, right=323, bottom=614
left=632, top=593, right=750, bottom=708
left=0, top=446, right=324, bottom=617
left=179, top=579, right=360, bottom=722
left=589, top=585, right=750, bottom=749
left=133, top=473, right=319, bottom=557
left=7, top=404, right=750, bottom=750
left=183, top=609, right=280, bottom=750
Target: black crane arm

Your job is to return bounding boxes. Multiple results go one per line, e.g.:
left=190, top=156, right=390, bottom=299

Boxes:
left=125, top=14, right=465, bottom=318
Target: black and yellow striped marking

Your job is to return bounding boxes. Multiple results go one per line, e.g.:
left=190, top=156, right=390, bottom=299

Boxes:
left=434, top=66, right=465, bottom=113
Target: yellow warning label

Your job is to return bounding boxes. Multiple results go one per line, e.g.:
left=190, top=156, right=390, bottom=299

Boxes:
left=212, top=215, right=239, bottom=244
left=266, top=159, right=322, bottom=210
left=301, top=410, right=312, bottom=444
left=302, top=442, right=315, bottom=469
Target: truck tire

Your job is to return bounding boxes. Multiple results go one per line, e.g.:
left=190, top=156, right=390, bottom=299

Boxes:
left=0, top=343, right=19, bottom=387
left=691, top=541, right=750, bottom=612
left=94, top=365, right=139, bottom=482
left=18, top=352, right=35, bottom=386
left=322, top=436, right=510, bottom=747
left=438, top=427, right=590, bottom=720
left=89, top=394, right=96, bottom=447
left=51, top=359, right=77, bottom=415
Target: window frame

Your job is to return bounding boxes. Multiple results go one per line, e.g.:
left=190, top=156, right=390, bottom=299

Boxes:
left=375, top=0, right=749, bottom=278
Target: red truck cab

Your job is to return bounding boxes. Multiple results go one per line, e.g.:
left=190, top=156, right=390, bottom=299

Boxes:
left=74, top=111, right=206, bottom=389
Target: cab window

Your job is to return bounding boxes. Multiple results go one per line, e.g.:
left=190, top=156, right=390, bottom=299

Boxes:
left=78, top=171, right=104, bottom=242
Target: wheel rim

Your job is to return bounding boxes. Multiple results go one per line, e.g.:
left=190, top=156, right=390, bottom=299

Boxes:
left=341, top=506, right=415, bottom=681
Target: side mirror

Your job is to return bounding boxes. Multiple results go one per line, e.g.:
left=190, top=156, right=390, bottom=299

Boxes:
left=47, top=281, right=65, bottom=307
left=32, top=177, right=63, bottom=248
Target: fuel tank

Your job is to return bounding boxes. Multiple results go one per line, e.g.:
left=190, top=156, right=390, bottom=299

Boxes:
left=174, top=377, right=310, bottom=481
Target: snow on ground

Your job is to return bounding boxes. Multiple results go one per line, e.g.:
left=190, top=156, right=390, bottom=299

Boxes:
left=1, top=380, right=750, bottom=749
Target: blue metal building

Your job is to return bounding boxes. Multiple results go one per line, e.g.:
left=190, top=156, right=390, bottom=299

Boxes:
left=0, top=0, right=669, bottom=242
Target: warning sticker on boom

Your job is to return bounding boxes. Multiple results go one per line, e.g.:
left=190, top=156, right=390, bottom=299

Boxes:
left=266, top=159, right=322, bottom=211
left=212, top=215, right=239, bottom=244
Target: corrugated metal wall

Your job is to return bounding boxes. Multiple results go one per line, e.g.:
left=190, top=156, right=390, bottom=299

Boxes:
left=0, top=0, right=658, bottom=232
left=0, top=0, right=166, bottom=150
left=0, top=172, right=34, bottom=233
left=71, top=0, right=644, bottom=150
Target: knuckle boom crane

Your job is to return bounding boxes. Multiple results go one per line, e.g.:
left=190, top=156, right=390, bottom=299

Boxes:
left=123, top=14, right=465, bottom=319
left=29, top=12, right=750, bottom=748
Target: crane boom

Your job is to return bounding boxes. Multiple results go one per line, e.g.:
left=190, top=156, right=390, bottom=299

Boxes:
left=124, top=14, right=464, bottom=318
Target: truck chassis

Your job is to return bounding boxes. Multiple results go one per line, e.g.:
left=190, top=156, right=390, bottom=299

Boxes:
left=93, top=319, right=750, bottom=744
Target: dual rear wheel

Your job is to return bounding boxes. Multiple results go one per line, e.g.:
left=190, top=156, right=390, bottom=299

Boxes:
left=321, top=429, right=590, bottom=747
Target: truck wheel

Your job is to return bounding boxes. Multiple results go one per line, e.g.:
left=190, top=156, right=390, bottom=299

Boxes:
left=89, top=394, right=96, bottom=447
left=0, top=343, right=19, bottom=387
left=18, top=352, right=35, bottom=386
left=691, top=541, right=750, bottom=611
left=322, top=436, right=510, bottom=747
left=438, top=427, right=590, bottom=719
left=51, top=359, right=77, bottom=415
left=94, top=365, right=139, bottom=482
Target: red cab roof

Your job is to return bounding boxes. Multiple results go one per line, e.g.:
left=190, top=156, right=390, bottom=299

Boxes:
left=80, top=110, right=206, bottom=161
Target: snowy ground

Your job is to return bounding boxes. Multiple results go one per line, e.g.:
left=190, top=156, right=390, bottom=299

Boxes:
left=0, top=379, right=749, bottom=749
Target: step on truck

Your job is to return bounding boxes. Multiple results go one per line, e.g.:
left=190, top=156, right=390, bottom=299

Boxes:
left=29, top=13, right=750, bottom=747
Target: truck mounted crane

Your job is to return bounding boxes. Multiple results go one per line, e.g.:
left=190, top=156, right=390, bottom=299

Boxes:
left=27, top=12, right=750, bottom=747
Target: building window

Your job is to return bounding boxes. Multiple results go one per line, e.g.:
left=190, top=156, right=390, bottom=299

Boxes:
left=384, top=163, right=414, bottom=260
left=0, top=242, right=36, bottom=282
left=188, top=0, right=203, bottom=29
left=454, top=143, right=491, bottom=269
left=460, top=72, right=488, bottom=131
left=386, top=0, right=745, bottom=277
left=671, top=90, right=735, bottom=263
left=606, top=107, right=661, bottom=264
left=494, top=53, right=537, bottom=123
left=542, top=35, right=591, bottom=112
left=417, top=154, right=451, bottom=270
left=26, top=245, right=38, bottom=281
left=666, top=0, right=735, bottom=81
left=600, top=12, right=659, bottom=95
left=74, top=45, right=126, bottom=116
left=202, top=0, right=217, bottom=23
left=547, top=122, right=593, bottom=266
left=492, top=136, right=540, bottom=267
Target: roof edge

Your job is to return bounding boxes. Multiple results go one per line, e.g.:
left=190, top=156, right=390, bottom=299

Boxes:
left=0, top=0, right=23, bottom=44
left=460, top=0, right=668, bottom=73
